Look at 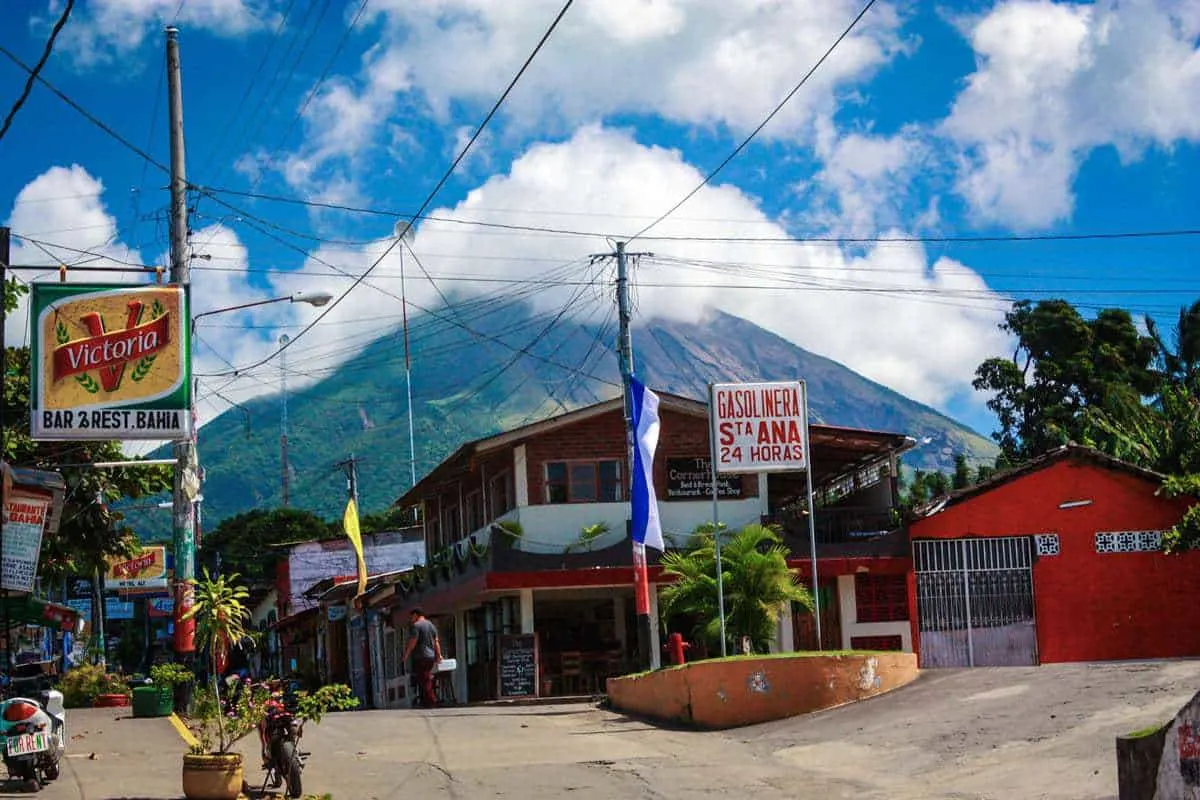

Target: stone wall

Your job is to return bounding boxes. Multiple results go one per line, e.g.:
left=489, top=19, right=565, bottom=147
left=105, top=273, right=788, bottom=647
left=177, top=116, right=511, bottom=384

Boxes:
left=606, top=652, right=918, bottom=729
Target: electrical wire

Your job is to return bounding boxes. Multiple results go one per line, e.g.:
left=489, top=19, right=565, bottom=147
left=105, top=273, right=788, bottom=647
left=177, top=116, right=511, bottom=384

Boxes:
left=196, top=0, right=578, bottom=377
left=0, top=0, right=74, bottom=144
left=626, top=0, right=879, bottom=244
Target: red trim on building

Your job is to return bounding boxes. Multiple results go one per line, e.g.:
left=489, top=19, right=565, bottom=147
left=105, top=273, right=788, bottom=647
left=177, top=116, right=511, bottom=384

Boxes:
left=786, top=556, right=909, bottom=579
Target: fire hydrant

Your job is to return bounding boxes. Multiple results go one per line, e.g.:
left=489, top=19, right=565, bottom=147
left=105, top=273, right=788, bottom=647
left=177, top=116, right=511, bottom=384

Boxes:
left=664, top=632, right=691, bottom=666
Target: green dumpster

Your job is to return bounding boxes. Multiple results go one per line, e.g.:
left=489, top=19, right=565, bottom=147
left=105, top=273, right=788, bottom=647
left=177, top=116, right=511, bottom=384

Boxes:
left=131, top=685, right=173, bottom=718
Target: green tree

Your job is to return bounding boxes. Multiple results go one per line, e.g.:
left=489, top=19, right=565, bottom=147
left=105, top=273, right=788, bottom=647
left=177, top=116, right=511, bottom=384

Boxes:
left=1146, top=300, right=1200, bottom=392
left=199, top=508, right=335, bottom=583
left=973, top=299, right=1158, bottom=462
left=952, top=454, right=973, bottom=491
left=659, top=523, right=812, bottom=655
left=2, top=280, right=172, bottom=583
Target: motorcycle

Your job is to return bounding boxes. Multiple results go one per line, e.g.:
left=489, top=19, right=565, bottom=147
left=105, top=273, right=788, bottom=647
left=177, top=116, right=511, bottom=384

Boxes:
left=257, top=687, right=306, bottom=799
left=0, top=669, right=66, bottom=790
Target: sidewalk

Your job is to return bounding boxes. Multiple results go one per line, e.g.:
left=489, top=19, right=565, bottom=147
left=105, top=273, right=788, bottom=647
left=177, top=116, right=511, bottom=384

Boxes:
left=45, top=707, right=185, bottom=799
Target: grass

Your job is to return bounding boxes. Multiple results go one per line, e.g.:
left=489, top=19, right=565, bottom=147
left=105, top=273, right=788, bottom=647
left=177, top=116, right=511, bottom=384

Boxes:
left=1126, top=721, right=1169, bottom=739
left=620, top=650, right=892, bottom=679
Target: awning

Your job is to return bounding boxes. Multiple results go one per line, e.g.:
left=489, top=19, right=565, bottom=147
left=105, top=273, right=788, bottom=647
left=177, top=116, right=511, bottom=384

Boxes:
left=2, top=596, right=79, bottom=632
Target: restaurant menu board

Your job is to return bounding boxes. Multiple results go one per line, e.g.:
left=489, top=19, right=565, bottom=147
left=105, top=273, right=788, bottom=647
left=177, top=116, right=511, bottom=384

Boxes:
left=2, top=497, right=48, bottom=593
left=497, top=633, right=539, bottom=698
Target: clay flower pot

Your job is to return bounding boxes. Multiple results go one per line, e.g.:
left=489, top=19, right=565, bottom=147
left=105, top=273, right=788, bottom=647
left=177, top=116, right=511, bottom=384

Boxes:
left=181, top=752, right=244, bottom=800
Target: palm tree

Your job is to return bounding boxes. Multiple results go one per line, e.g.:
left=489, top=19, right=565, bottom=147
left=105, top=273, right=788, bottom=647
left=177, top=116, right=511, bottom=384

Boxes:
left=659, top=523, right=812, bottom=655
left=185, top=568, right=253, bottom=677
left=183, top=569, right=253, bottom=751
left=1147, top=301, right=1200, bottom=392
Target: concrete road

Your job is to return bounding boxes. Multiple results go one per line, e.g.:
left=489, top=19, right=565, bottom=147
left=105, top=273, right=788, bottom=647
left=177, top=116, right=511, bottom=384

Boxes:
left=12, top=660, right=1200, bottom=799
left=737, top=660, right=1200, bottom=800
left=0, top=707, right=183, bottom=800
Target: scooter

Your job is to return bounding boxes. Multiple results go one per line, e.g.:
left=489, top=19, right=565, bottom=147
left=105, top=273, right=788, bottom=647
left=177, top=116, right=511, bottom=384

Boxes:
left=0, top=672, right=66, bottom=790
left=258, top=687, right=306, bottom=799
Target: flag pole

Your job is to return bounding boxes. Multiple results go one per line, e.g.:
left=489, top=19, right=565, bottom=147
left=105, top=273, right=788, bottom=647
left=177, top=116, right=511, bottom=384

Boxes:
left=707, top=383, right=728, bottom=657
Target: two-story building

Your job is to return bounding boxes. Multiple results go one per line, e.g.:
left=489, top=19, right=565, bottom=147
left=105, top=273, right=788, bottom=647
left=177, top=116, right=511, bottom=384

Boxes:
left=368, top=392, right=915, bottom=704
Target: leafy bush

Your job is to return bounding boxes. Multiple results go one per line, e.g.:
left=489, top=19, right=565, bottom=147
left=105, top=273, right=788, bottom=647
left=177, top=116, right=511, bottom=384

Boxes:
left=149, top=662, right=194, bottom=687
left=60, top=664, right=104, bottom=708
left=59, top=664, right=131, bottom=708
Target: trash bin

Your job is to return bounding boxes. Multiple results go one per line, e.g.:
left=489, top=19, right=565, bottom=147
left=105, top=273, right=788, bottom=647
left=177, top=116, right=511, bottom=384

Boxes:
left=131, top=685, right=173, bottom=718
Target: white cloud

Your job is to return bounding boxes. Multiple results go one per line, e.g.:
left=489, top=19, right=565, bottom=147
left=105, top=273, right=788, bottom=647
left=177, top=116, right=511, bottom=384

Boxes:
left=944, top=0, right=1200, bottom=228
left=49, top=0, right=276, bottom=67
left=267, top=0, right=909, bottom=194
left=3, top=165, right=144, bottom=346
left=274, top=126, right=1009, bottom=410
left=2, top=165, right=330, bottom=450
left=800, top=117, right=932, bottom=236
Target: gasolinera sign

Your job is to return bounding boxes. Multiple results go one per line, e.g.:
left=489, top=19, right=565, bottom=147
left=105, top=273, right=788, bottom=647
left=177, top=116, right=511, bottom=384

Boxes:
left=30, top=284, right=191, bottom=440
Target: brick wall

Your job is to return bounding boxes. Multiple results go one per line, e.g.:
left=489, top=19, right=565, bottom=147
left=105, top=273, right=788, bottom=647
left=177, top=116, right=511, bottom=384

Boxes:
left=521, top=408, right=757, bottom=506
left=910, top=458, right=1200, bottom=663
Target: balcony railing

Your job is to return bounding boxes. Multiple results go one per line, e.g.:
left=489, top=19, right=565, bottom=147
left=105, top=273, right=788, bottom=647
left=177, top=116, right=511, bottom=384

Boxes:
left=768, top=505, right=904, bottom=557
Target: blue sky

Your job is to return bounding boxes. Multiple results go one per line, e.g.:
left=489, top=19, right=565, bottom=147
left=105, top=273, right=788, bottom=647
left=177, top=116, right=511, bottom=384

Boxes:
left=2, top=0, right=1199, bottom=443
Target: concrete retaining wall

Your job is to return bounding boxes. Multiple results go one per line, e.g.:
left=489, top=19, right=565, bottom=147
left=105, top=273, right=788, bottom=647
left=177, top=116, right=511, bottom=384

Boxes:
left=606, top=652, right=919, bottom=730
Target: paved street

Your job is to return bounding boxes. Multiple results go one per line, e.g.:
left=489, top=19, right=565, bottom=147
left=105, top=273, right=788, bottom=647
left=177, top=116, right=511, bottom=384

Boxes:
left=9, top=660, right=1200, bottom=799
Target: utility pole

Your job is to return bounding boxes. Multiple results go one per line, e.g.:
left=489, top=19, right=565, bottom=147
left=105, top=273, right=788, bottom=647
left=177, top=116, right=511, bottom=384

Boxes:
left=280, top=333, right=290, bottom=506
left=1, top=226, right=10, bottom=673
left=166, top=27, right=197, bottom=658
left=394, top=222, right=417, bottom=490
left=336, top=454, right=363, bottom=505
left=612, top=242, right=658, bottom=671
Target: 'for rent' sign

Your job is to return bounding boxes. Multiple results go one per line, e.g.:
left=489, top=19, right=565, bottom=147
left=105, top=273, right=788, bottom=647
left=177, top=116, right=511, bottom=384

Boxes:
left=710, top=381, right=809, bottom=474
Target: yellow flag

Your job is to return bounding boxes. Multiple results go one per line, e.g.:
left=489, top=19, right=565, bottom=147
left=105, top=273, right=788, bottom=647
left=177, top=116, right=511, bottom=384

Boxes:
left=343, top=498, right=368, bottom=597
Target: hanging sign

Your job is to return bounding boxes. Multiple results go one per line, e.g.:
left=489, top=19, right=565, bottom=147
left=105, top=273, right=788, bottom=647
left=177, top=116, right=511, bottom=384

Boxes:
left=2, top=496, right=48, bottom=593
left=709, top=381, right=809, bottom=473
left=30, top=284, right=191, bottom=440
left=105, top=545, right=169, bottom=590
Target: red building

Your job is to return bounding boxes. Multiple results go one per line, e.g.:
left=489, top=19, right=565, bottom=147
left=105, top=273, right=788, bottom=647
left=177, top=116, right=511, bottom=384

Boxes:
left=365, top=392, right=916, bottom=704
left=907, top=445, right=1200, bottom=667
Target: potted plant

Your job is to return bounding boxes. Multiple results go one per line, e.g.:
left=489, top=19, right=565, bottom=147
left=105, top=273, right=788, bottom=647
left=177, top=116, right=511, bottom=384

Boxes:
left=180, top=569, right=255, bottom=800
left=180, top=570, right=359, bottom=800
left=135, top=663, right=193, bottom=718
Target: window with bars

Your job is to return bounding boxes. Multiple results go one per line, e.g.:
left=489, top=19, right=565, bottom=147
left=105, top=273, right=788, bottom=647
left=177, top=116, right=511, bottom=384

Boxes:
left=545, top=460, right=622, bottom=503
left=854, top=573, right=909, bottom=623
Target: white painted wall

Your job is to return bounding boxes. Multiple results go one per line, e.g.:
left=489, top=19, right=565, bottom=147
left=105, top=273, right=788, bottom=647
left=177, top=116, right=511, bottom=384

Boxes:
left=836, top=574, right=912, bottom=652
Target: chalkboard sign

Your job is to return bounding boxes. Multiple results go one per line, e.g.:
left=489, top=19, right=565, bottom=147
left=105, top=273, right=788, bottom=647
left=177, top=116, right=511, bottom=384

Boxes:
left=497, top=633, right=539, bottom=698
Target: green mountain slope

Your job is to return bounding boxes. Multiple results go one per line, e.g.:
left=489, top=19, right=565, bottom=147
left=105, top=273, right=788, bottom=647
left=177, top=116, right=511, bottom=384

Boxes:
left=144, top=306, right=996, bottom=533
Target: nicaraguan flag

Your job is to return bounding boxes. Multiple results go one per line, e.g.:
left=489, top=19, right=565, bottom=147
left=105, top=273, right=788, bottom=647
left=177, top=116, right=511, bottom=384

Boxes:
left=630, top=376, right=664, bottom=551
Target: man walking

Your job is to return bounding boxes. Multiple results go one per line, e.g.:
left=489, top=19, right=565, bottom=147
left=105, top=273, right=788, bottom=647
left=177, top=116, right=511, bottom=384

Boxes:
left=404, top=608, right=442, bottom=708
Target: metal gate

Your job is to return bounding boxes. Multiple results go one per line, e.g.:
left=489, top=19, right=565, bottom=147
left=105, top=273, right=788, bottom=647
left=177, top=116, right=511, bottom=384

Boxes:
left=913, top=537, right=1038, bottom=668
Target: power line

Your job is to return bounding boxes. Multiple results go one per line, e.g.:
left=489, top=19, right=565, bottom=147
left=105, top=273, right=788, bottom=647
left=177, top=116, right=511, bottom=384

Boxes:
left=196, top=184, right=1200, bottom=246
left=199, top=0, right=578, bottom=376
left=0, top=0, right=74, bottom=144
left=0, top=42, right=169, bottom=172
left=625, top=0, right=879, bottom=244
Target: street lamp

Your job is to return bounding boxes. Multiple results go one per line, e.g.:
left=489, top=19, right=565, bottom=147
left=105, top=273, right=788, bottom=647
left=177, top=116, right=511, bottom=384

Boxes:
left=171, top=288, right=331, bottom=658
left=191, top=290, right=334, bottom=331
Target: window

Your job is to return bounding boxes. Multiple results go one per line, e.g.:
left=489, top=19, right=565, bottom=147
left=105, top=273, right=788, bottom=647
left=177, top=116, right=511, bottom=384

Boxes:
left=465, top=491, right=484, bottom=533
left=489, top=471, right=514, bottom=518
left=440, top=503, right=461, bottom=542
left=545, top=460, right=622, bottom=503
left=854, top=574, right=908, bottom=623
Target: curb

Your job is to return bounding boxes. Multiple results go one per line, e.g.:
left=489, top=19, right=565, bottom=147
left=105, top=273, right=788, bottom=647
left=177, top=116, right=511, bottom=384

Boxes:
left=169, top=712, right=200, bottom=749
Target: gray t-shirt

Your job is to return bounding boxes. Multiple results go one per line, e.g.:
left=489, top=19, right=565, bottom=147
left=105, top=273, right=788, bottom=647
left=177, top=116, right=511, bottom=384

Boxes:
left=409, top=618, right=438, bottom=661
